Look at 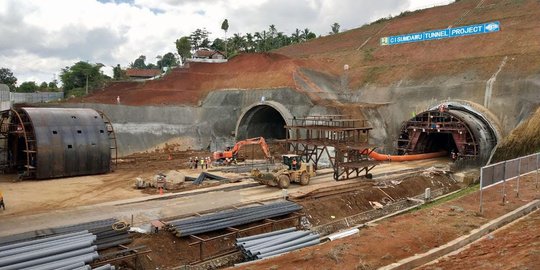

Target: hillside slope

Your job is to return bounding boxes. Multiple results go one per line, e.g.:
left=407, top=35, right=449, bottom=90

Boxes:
left=80, top=0, right=540, bottom=106
left=276, top=0, right=540, bottom=88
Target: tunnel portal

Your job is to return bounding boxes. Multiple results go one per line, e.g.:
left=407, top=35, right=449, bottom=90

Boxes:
left=236, top=103, right=289, bottom=141
left=398, top=105, right=498, bottom=161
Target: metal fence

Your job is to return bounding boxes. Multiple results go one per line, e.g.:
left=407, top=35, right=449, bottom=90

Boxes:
left=10, top=92, right=64, bottom=104
left=479, top=153, right=540, bottom=213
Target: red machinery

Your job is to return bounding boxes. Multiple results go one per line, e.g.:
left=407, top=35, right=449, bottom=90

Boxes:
left=213, top=137, right=271, bottom=162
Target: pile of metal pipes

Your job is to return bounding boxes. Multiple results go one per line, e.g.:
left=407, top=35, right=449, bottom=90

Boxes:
left=0, top=230, right=99, bottom=270
left=0, top=219, right=131, bottom=252
left=236, top=227, right=320, bottom=260
left=92, top=264, right=115, bottom=270
left=166, top=201, right=302, bottom=237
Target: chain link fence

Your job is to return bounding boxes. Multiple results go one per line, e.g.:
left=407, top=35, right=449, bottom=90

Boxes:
left=479, top=153, right=539, bottom=213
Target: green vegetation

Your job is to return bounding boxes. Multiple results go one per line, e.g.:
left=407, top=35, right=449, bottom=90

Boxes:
left=175, top=24, right=318, bottom=59
left=415, top=185, right=479, bottom=212
left=60, top=61, right=109, bottom=95
left=0, top=68, right=17, bottom=91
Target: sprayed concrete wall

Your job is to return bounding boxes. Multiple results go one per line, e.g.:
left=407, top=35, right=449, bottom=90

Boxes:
left=55, top=71, right=539, bottom=157
left=353, top=75, right=540, bottom=153
left=62, top=88, right=336, bottom=157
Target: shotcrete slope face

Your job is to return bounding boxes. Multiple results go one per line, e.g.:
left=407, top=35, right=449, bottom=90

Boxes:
left=236, top=105, right=287, bottom=140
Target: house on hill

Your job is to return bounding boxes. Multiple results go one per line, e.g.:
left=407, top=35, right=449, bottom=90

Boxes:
left=194, top=48, right=226, bottom=60
left=125, top=68, right=162, bottom=80
left=188, top=48, right=227, bottom=63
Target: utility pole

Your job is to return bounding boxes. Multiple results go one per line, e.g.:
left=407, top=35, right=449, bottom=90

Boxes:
left=85, top=74, right=89, bottom=95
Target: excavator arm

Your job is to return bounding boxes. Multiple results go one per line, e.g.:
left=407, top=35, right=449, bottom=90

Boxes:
left=213, top=137, right=272, bottom=161
left=231, top=137, right=271, bottom=159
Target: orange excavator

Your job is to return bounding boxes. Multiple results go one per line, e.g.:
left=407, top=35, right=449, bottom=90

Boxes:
left=213, top=137, right=272, bottom=164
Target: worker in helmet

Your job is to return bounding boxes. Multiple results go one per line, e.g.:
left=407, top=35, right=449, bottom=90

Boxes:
left=0, top=189, right=5, bottom=210
left=292, top=158, right=298, bottom=170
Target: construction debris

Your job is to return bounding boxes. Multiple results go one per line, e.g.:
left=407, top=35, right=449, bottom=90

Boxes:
left=236, top=227, right=320, bottom=260
left=192, top=172, right=227, bottom=185
left=165, top=201, right=302, bottom=237
left=135, top=170, right=186, bottom=190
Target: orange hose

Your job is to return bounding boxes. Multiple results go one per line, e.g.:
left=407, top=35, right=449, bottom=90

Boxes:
left=367, top=150, right=448, bottom=162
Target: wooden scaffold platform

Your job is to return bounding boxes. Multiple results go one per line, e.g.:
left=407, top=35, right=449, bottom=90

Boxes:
left=282, top=115, right=380, bottom=181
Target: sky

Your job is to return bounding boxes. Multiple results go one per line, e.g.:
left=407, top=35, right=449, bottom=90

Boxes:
left=0, top=0, right=454, bottom=85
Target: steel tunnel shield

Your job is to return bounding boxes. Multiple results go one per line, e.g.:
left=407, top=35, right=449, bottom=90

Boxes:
left=22, top=108, right=111, bottom=179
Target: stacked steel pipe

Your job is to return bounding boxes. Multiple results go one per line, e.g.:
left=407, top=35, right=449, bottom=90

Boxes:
left=236, top=227, right=320, bottom=260
left=166, top=201, right=302, bottom=237
left=0, top=230, right=99, bottom=270
left=0, top=219, right=129, bottom=269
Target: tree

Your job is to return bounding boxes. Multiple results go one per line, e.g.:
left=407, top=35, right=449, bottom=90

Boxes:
left=303, top=28, right=316, bottom=40
left=157, top=52, right=178, bottom=69
left=210, top=38, right=226, bottom=52
left=39, top=82, right=48, bottom=90
left=0, top=68, right=17, bottom=91
left=189, top=28, right=211, bottom=50
left=175, top=36, right=192, bottom=60
left=130, top=55, right=147, bottom=69
left=60, top=61, right=107, bottom=94
left=17, top=81, right=38, bottom=93
left=113, top=64, right=125, bottom=80
left=330, top=23, right=340, bottom=34
left=221, top=19, right=229, bottom=57
left=48, top=80, right=59, bottom=91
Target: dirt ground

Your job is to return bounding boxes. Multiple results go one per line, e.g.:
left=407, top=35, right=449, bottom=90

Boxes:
left=235, top=174, right=540, bottom=270
left=419, top=209, right=540, bottom=270
left=0, top=149, right=217, bottom=217
left=297, top=173, right=460, bottom=226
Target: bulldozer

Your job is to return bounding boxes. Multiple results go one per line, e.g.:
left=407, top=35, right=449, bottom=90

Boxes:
left=251, top=154, right=316, bottom=188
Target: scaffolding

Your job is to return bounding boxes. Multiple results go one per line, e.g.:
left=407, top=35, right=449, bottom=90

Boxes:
left=283, top=115, right=379, bottom=181
left=397, top=109, right=478, bottom=158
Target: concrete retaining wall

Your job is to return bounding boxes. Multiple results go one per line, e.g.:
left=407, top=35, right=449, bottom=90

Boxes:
left=51, top=73, right=539, bottom=157
left=62, top=88, right=335, bottom=157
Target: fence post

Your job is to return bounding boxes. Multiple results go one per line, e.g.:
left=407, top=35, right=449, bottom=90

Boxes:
left=479, top=167, right=484, bottom=214
left=502, top=161, right=507, bottom=204
left=536, top=154, right=540, bottom=189
left=516, top=158, right=521, bottom=198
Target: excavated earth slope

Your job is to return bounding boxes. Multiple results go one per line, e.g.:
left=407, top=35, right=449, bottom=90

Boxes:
left=79, top=0, right=540, bottom=107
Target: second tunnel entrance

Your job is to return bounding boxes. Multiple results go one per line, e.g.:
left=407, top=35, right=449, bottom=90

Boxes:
left=235, top=103, right=290, bottom=141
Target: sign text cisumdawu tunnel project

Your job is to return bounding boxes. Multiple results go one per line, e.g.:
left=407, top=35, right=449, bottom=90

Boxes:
left=380, top=21, right=500, bottom=46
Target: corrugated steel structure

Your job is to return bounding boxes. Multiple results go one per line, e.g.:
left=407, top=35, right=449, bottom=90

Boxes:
left=0, top=107, right=117, bottom=179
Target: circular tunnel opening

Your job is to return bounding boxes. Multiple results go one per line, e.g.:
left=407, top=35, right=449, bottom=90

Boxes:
left=398, top=106, right=498, bottom=161
left=236, top=105, right=287, bottom=141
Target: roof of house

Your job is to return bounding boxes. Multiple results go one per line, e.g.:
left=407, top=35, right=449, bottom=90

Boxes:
left=194, top=49, right=225, bottom=58
left=125, top=69, right=161, bottom=78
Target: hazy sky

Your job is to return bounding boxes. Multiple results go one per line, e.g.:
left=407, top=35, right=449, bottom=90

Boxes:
left=0, top=0, right=454, bottom=84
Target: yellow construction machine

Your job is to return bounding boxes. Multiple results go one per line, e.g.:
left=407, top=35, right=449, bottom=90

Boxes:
left=251, top=154, right=316, bottom=188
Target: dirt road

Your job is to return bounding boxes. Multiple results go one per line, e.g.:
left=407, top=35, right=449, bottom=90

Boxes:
left=0, top=158, right=449, bottom=237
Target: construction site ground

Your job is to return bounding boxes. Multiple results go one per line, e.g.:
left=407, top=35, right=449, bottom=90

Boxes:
left=2, top=150, right=539, bottom=269
left=0, top=150, right=450, bottom=234
left=235, top=174, right=540, bottom=270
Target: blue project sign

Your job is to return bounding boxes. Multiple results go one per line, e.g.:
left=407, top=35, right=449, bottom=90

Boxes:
left=380, top=21, right=500, bottom=46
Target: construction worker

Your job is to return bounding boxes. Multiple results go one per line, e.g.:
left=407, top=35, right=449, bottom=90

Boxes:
left=200, top=158, right=205, bottom=170
left=292, top=158, right=298, bottom=170
left=0, top=189, right=5, bottom=210
left=194, top=157, right=198, bottom=169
